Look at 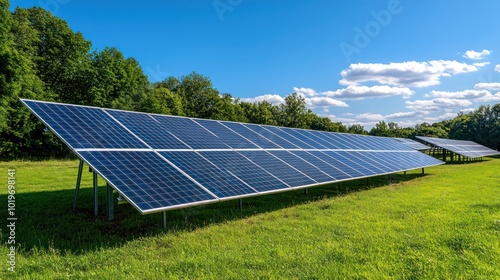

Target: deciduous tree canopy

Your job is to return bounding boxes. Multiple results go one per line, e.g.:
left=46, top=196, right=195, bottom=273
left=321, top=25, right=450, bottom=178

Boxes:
left=0, top=2, right=498, bottom=159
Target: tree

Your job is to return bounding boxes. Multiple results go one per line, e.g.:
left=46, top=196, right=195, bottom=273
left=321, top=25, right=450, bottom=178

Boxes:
left=240, top=101, right=278, bottom=125
left=0, top=2, right=62, bottom=159
left=347, top=124, right=368, bottom=135
left=175, top=72, right=221, bottom=119
left=11, top=7, right=94, bottom=105
left=145, top=86, right=184, bottom=116
left=369, top=121, right=391, bottom=136
left=307, top=113, right=347, bottom=132
left=89, top=47, right=150, bottom=111
left=278, top=93, right=310, bottom=128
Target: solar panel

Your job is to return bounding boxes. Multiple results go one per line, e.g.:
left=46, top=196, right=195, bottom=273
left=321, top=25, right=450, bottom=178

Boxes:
left=22, top=100, right=148, bottom=149
left=106, top=110, right=190, bottom=149
left=20, top=99, right=445, bottom=216
left=193, top=119, right=258, bottom=149
left=268, top=151, right=336, bottom=183
left=77, top=150, right=217, bottom=213
left=237, top=151, right=316, bottom=187
left=219, top=122, right=281, bottom=149
left=199, top=151, right=289, bottom=192
left=394, top=137, right=430, bottom=151
left=416, top=136, right=500, bottom=158
left=159, top=151, right=258, bottom=198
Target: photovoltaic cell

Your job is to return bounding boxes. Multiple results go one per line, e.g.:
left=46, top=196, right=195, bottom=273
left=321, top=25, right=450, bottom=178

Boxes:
left=289, top=151, right=352, bottom=180
left=416, top=136, right=500, bottom=158
left=193, top=119, right=258, bottom=149
left=152, top=115, right=229, bottom=149
left=106, top=110, right=189, bottom=149
left=22, top=99, right=147, bottom=149
left=243, top=124, right=300, bottom=149
left=307, top=151, right=365, bottom=178
left=237, top=151, right=316, bottom=187
left=277, top=127, right=327, bottom=149
left=269, top=150, right=336, bottom=183
left=21, top=99, right=445, bottom=216
left=199, top=151, right=289, bottom=192
left=77, top=151, right=216, bottom=212
left=393, top=137, right=430, bottom=151
left=220, top=122, right=281, bottom=148
left=261, top=126, right=315, bottom=149
left=159, top=151, right=258, bottom=198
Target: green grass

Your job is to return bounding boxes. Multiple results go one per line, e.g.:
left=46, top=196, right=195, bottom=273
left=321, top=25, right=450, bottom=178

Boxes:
left=1, top=158, right=500, bottom=279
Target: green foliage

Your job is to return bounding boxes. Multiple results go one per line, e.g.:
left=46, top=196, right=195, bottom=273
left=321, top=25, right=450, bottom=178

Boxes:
left=277, top=93, right=310, bottom=128
left=1, top=2, right=499, bottom=159
left=89, top=47, right=150, bottom=110
left=347, top=124, right=368, bottom=135
left=448, top=105, right=500, bottom=150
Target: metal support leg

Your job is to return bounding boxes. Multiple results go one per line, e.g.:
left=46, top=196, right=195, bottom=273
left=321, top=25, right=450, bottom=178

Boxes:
left=304, top=188, right=308, bottom=195
left=387, top=174, right=392, bottom=184
left=93, top=171, right=98, bottom=217
left=404, top=171, right=407, bottom=176
left=162, top=212, right=167, bottom=229
left=238, top=198, right=243, bottom=210
left=421, top=168, right=425, bottom=175
left=106, top=183, right=114, bottom=221
left=72, top=160, right=84, bottom=210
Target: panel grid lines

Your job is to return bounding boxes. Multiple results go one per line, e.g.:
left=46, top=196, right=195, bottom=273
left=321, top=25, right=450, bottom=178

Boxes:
left=21, top=99, right=445, bottom=215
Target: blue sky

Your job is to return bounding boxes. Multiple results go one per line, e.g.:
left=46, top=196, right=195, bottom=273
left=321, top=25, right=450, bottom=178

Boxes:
left=9, top=0, right=500, bottom=128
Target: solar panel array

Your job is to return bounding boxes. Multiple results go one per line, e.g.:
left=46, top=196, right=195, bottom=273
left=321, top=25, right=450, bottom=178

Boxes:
left=393, top=137, right=430, bottom=151
left=21, top=99, right=444, bottom=214
left=416, top=136, right=500, bottom=158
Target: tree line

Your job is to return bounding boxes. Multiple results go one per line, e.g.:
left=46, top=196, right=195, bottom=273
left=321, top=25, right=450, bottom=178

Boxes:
left=1, top=1, right=499, bottom=160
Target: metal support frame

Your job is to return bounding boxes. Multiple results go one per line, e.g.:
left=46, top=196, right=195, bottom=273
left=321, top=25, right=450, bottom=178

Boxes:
left=93, top=171, right=98, bottom=217
left=387, top=174, right=392, bottom=184
left=106, top=183, right=114, bottom=221
left=72, top=160, right=84, bottom=210
left=304, top=188, right=309, bottom=195
left=162, top=212, right=167, bottom=229
left=421, top=168, right=425, bottom=175
left=238, top=198, right=243, bottom=210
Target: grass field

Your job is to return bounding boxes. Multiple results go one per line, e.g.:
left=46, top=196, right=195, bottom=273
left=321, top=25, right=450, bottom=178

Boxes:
left=1, top=158, right=500, bottom=279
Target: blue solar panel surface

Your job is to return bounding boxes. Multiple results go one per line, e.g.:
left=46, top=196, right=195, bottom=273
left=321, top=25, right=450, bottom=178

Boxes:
left=416, top=136, right=500, bottom=158
left=107, top=110, right=189, bottom=149
left=159, top=151, right=257, bottom=198
left=78, top=151, right=217, bottom=212
left=394, top=138, right=430, bottom=151
left=22, top=100, right=147, bottom=149
left=21, top=99, right=445, bottom=214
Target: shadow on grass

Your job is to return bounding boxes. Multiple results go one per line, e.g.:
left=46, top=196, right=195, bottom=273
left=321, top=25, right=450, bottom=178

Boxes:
left=2, top=172, right=427, bottom=255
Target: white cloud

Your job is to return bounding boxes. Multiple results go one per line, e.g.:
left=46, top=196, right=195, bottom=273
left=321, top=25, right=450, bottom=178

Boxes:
left=473, top=62, right=490, bottom=67
left=340, top=60, right=482, bottom=88
left=422, top=112, right=459, bottom=123
left=425, top=89, right=490, bottom=99
left=424, top=87, right=500, bottom=102
left=293, top=87, right=318, bottom=97
left=241, top=93, right=348, bottom=108
left=474, top=82, right=500, bottom=91
left=306, top=97, right=349, bottom=108
left=405, top=98, right=473, bottom=112
left=495, top=64, right=500, bottom=72
left=463, top=49, right=491, bottom=60
left=328, top=115, right=356, bottom=124
left=325, top=85, right=414, bottom=99
left=241, top=94, right=285, bottom=105
left=385, top=111, right=421, bottom=119
left=356, top=113, right=384, bottom=121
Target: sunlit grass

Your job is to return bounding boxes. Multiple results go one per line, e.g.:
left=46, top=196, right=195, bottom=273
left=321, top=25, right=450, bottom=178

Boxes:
left=1, top=158, right=499, bottom=278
